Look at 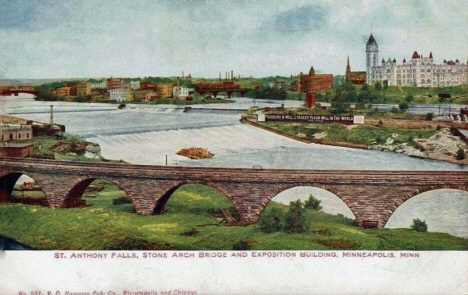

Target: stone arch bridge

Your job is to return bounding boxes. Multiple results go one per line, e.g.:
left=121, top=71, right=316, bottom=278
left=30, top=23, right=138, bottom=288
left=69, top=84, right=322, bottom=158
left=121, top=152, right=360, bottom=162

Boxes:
left=1, top=157, right=467, bottom=228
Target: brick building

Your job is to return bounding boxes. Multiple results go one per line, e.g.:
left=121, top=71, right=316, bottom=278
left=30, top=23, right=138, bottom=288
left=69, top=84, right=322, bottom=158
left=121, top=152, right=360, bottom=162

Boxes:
left=345, top=56, right=367, bottom=84
left=0, top=142, right=34, bottom=157
left=299, top=67, right=333, bottom=92
left=106, top=77, right=125, bottom=89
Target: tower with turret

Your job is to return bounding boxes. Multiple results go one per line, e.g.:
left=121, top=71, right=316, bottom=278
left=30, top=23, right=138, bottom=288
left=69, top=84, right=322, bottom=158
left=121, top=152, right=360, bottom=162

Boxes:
left=366, top=33, right=379, bottom=84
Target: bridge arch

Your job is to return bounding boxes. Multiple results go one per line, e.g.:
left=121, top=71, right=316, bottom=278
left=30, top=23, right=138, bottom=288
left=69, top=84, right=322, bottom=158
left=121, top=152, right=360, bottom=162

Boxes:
left=62, top=177, right=134, bottom=210
left=263, top=185, right=356, bottom=220
left=200, top=91, right=216, bottom=99
left=385, top=188, right=468, bottom=237
left=153, top=181, right=239, bottom=220
left=380, top=184, right=468, bottom=228
left=0, top=173, right=48, bottom=206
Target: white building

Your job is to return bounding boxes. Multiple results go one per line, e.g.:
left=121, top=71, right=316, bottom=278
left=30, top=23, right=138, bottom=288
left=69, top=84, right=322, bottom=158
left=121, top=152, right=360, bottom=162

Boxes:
left=108, top=88, right=126, bottom=102
left=173, top=86, right=190, bottom=100
left=366, top=34, right=468, bottom=87
left=91, top=81, right=107, bottom=89
left=130, top=81, right=140, bottom=90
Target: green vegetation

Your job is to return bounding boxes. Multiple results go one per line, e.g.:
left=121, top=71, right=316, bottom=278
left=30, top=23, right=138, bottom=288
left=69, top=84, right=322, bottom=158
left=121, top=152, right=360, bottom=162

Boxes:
left=315, top=82, right=468, bottom=110
left=261, top=122, right=436, bottom=146
left=0, top=182, right=466, bottom=250
left=284, top=199, right=310, bottom=233
left=253, top=87, right=287, bottom=100
left=411, top=219, right=428, bottom=233
left=304, top=194, right=322, bottom=210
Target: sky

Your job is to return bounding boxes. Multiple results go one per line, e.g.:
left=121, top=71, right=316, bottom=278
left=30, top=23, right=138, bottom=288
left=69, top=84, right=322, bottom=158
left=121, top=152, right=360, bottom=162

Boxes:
left=0, top=0, right=467, bottom=79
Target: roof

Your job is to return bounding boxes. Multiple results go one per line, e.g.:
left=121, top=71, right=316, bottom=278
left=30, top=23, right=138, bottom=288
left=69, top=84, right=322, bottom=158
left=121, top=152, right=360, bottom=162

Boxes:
left=366, top=34, right=377, bottom=46
left=0, top=142, right=33, bottom=148
left=412, top=51, right=420, bottom=59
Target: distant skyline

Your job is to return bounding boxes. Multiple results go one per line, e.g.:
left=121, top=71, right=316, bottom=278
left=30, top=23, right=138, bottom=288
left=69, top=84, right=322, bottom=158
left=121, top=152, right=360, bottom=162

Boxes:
left=0, top=0, right=467, bottom=79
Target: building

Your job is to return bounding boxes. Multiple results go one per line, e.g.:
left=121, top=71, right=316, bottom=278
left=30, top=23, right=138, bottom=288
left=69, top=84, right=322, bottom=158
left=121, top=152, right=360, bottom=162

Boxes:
left=290, top=80, right=300, bottom=92
left=173, top=86, right=190, bottom=100
left=156, top=83, right=174, bottom=98
left=76, top=82, right=91, bottom=96
left=0, top=142, right=34, bottom=157
left=299, top=67, right=333, bottom=92
left=91, top=81, right=107, bottom=89
left=107, top=77, right=125, bottom=89
left=130, top=81, right=140, bottom=90
left=366, top=33, right=468, bottom=87
left=140, top=82, right=156, bottom=91
left=345, top=57, right=367, bottom=84
left=107, top=88, right=126, bottom=102
left=1, top=123, right=33, bottom=141
left=133, top=90, right=158, bottom=101
left=55, top=87, right=72, bottom=97
left=272, top=79, right=285, bottom=89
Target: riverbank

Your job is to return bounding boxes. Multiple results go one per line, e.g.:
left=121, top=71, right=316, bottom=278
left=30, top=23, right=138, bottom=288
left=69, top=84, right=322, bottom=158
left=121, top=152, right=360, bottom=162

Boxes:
left=0, top=182, right=466, bottom=250
left=241, top=117, right=468, bottom=165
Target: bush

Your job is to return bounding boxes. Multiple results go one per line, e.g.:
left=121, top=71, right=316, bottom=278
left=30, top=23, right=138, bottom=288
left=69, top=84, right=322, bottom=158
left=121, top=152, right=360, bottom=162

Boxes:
left=284, top=199, right=310, bottom=233
left=456, top=148, right=466, bottom=160
left=399, top=102, right=409, bottom=111
left=304, top=194, right=322, bottom=211
left=232, top=239, right=254, bottom=250
left=425, top=112, right=434, bottom=121
left=258, top=207, right=284, bottom=233
left=410, top=218, right=428, bottom=232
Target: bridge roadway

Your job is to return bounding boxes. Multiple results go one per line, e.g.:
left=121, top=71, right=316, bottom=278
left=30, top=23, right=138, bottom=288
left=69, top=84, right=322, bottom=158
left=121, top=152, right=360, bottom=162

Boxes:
left=1, top=157, right=467, bottom=227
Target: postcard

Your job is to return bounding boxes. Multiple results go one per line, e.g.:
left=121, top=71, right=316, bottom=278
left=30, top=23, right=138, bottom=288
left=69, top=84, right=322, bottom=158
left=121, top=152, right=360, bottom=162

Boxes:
left=1, top=0, right=467, bottom=294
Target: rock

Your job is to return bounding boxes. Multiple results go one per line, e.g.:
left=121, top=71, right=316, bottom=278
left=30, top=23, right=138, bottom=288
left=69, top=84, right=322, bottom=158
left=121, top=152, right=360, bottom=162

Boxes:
left=296, top=133, right=307, bottom=138
left=386, top=138, right=394, bottom=145
left=313, top=132, right=327, bottom=139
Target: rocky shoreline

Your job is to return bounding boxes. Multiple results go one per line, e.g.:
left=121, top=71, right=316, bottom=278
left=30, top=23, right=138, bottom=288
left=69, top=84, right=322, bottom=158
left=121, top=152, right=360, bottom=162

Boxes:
left=370, top=128, right=468, bottom=165
left=242, top=117, right=468, bottom=165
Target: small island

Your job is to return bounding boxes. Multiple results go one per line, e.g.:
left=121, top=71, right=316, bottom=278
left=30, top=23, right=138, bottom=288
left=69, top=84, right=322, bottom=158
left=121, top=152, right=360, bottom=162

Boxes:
left=177, top=147, right=214, bottom=159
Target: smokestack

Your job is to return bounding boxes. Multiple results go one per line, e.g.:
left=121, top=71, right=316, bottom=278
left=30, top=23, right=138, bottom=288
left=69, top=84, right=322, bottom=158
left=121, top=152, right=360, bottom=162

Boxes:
left=50, top=105, right=54, bottom=126
left=231, top=70, right=233, bottom=82
left=182, top=71, right=184, bottom=79
left=219, top=72, right=221, bottom=82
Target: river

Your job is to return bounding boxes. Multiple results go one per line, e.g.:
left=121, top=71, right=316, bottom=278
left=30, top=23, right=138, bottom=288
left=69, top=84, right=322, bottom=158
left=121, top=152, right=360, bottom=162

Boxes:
left=1, top=95, right=467, bottom=238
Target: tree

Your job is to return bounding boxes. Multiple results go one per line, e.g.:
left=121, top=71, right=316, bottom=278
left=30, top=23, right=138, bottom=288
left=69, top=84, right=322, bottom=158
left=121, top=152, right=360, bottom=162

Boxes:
left=361, top=83, right=369, bottom=92
left=284, top=199, right=310, bottom=233
left=425, top=113, right=434, bottom=121
left=405, top=93, right=414, bottom=103
left=304, top=194, right=322, bottom=210
left=374, top=81, right=382, bottom=91
left=410, top=218, right=428, bottom=232
left=258, top=207, right=284, bottom=233
left=399, top=102, right=409, bottom=111
left=383, top=80, right=389, bottom=90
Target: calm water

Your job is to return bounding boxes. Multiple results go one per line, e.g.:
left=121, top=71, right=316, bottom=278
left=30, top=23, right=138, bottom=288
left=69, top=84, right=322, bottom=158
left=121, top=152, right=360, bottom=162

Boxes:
left=2, top=95, right=467, bottom=238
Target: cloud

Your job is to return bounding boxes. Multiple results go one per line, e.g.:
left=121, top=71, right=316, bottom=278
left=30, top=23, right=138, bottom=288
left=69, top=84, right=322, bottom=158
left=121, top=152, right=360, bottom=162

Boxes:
left=0, top=0, right=71, bottom=31
left=271, top=3, right=329, bottom=33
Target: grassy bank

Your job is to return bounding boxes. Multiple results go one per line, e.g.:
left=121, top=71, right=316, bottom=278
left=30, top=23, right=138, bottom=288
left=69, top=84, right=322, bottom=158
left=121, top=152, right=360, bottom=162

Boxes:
left=260, top=121, right=437, bottom=146
left=0, top=182, right=466, bottom=250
